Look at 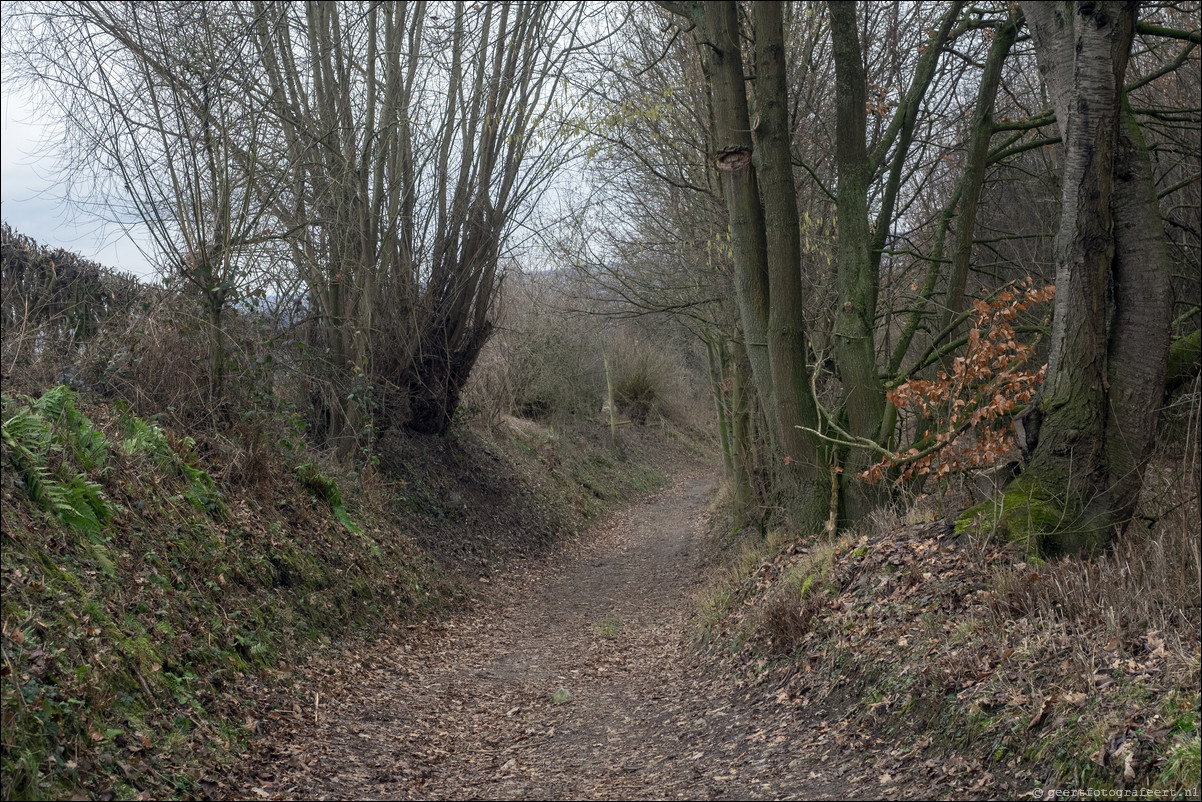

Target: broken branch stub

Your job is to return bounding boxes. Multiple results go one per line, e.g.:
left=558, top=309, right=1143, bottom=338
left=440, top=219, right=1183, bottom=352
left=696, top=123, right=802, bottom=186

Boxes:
left=716, top=148, right=752, bottom=171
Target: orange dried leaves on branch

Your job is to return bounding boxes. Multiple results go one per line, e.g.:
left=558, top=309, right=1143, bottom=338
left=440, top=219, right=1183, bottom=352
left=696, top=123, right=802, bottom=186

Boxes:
left=862, top=280, right=1054, bottom=485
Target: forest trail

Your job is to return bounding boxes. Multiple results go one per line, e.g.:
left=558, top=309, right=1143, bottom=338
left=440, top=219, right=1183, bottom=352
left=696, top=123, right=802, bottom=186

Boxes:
left=227, top=469, right=874, bottom=800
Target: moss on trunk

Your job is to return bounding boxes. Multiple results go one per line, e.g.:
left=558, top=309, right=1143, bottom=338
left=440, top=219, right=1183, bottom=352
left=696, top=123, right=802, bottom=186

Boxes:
left=956, top=474, right=1111, bottom=557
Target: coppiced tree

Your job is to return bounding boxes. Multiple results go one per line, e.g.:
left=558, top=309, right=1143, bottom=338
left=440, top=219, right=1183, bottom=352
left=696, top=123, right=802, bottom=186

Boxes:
left=246, top=0, right=593, bottom=449
left=7, top=0, right=596, bottom=449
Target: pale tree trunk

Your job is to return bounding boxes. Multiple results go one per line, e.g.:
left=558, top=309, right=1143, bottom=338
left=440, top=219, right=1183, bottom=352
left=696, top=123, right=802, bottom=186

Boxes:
left=998, top=2, right=1170, bottom=554
left=1102, top=96, right=1172, bottom=528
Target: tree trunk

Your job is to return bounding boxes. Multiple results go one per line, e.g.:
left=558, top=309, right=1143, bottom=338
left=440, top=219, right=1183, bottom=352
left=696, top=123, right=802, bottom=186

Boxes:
left=829, top=1, right=886, bottom=520
left=693, top=1, right=776, bottom=431
left=729, top=338, right=756, bottom=523
left=993, top=2, right=1170, bottom=555
left=706, top=337, right=735, bottom=477
left=1103, top=97, right=1172, bottom=527
left=659, top=0, right=830, bottom=532
left=753, top=0, right=827, bottom=532
left=939, top=7, right=1023, bottom=343
left=206, top=292, right=225, bottom=406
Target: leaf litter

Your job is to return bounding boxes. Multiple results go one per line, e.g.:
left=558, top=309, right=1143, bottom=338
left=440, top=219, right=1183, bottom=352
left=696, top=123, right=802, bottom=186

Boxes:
left=221, top=471, right=1199, bottom=800
left=221, top=470, right=908, bottom=800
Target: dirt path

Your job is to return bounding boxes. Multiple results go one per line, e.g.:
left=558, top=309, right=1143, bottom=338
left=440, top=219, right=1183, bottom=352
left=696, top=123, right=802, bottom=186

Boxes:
left=228, top=469, right=870, bottom=800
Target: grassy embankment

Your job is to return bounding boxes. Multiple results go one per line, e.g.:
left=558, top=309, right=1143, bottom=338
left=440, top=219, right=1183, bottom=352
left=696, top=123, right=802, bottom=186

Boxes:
left=1, top=383, right=697, bottom=800
left=695, top=417, right=1201, bottom=798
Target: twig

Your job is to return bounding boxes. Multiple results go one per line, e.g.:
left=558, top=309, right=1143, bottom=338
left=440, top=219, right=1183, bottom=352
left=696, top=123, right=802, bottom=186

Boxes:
left=1, top=644, right=26, bottom=710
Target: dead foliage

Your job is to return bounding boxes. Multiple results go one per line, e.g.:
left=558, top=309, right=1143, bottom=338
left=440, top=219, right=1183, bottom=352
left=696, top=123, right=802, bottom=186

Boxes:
left=698, top=482, right=1200, bottom=798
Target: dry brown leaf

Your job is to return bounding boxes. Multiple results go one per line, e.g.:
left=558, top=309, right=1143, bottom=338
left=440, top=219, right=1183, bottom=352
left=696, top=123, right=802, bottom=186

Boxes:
left=1027, top=694, right=1057, bottom=730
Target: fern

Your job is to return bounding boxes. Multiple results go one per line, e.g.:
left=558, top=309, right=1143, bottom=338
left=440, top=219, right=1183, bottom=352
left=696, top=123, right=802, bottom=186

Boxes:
left=3, top=399, right=62, bottom=515
left=2, top=405, right=54, bottom=457
left=58, top=474, right=112, bottom=533
left=119, top=412, right=174, bottom=467
left=73, top=423, right=109, bottom=472
left=31, top=384, right=73, bottom=421
left=3, top=387, right=229, bottom=531
left=117, top=407, right=225, bottom=518
left=17, top=385, right=110, bottom=471
left=295, top=462, right=361, bottom=533
left=1, top=387, right=113, bottom=532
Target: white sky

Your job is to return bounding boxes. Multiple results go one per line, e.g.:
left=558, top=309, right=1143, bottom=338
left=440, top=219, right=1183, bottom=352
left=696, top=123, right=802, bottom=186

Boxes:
left=1, top=83, right=157, bottom=280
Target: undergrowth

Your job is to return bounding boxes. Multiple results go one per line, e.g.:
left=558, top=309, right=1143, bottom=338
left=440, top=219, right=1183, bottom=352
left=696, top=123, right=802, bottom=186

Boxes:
left=2, top=384, right=700, bottom=800
left=695, top=445, right=1201, bottom=799
left=1, top=387, right=439, bottom=800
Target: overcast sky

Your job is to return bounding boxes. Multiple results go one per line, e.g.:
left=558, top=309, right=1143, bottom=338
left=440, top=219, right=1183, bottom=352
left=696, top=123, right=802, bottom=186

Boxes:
left=1, top=83, right=157, bottom=280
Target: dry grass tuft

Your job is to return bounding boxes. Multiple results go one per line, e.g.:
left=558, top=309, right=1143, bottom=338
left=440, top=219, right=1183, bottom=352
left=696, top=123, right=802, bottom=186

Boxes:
left=462, top=274, right=709, bottom=432
left=988, top=384, right=1201, bottom=688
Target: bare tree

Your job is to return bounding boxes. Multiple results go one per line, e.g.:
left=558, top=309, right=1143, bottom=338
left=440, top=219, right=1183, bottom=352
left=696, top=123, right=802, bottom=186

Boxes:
left=247, top=0, right=595, bottom=448
left=4, top=1, right=279, bottom=403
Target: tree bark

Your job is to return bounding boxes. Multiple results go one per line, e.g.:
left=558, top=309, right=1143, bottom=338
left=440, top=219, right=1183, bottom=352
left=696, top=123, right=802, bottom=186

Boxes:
left=1000, top=2, right=1170, bottom=554
left=685, top=1, right=776, bottom=430
left=753, top=0, right=827, bottom=531
left=659, top=0, right=829, bottom=532
left=828, top=1, right=886, bottom=520
left=1103, top=96, right=1172, bottom=527
left=729, top=337, right=757, bottom=522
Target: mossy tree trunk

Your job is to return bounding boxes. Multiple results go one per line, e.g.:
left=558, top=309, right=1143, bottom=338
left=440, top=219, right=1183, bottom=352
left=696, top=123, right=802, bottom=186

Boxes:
left=828, top=2, right=886, bottom=521
left=997, top=2, right=1171, bottom=555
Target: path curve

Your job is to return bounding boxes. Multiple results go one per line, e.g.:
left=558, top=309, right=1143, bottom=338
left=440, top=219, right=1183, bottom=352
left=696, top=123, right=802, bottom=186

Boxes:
left=230, top=469, right=860, bottom=800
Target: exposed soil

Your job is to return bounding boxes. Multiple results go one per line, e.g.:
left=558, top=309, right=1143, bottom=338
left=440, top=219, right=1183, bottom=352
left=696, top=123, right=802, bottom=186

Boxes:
left=224, top=466, right=905, bottom=800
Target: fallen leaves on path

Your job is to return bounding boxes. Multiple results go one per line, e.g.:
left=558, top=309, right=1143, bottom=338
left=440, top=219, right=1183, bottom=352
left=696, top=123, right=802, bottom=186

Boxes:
left=221, top=471, right=916, bottom=800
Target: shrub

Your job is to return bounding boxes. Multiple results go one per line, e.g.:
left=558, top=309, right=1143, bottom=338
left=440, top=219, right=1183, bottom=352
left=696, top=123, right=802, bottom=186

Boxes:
left=462, top=277, right=604, bottom=424
left=864, top=279, right=1054, bottom=486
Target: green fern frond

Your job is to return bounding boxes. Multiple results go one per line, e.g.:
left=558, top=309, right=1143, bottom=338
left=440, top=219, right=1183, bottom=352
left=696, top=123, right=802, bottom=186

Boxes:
left=3, top=406, right=53, bottom=459
left=2, top=409, right=57, bottom=512
left=2, top=386, right=113, bottom=530
left=72, top=421, right=109, bottom=472
left=119, top=413, right=174, bottom=468
left=68, top=474, right=111, bottom=524
left=31, top=384, right=74, bottom=422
